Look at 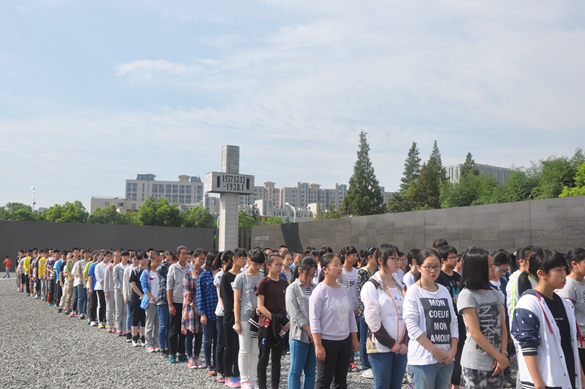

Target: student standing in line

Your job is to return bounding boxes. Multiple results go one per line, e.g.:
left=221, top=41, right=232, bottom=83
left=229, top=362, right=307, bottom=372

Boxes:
left=87, top=251, right=101, bottom=326
left=130, top=250, right=148, bottom=347
left=183, top=249, right=205, bottom=368
left=403, top=249, right=459, bottom=389
left=356, top=246, right=378, bottom=379
left=95, top=251, right=110, bottom=329
left=141, top=252, right=161, bottom=352
left=403, top=249, right=421, bottom=288
left=279, top=251, right=294, bottom=285
left=257, top=253, right=290, bottom=389
left=310, top=253, right=359, bottom=389
left=286, top=257, right=318, bottom=389
left=506, top=247, right=535, bottom=322
left=104, top=251, right=118, bottom=333
left=458, top=248, right=508, bottom=389
left=73, top=249, right=90, bottom=319
left=113, top=250, right=130, bottom=337
left=361, top=244, right=408, bottom=389
left=342, top=245, right=359, bottom=372
left=557, top=247, right=585, bottom=369
left=123, top=252, right=138, bottom=342
left=234, top=249, right=265, bottom=389
left=221, top=250, right=244, bottom=387
left=436, top=245, right=464, bottom=389
left=197, top=250, right=221, bottom=376
left=512, top=248, right=585, bottom=389
left=167, top=246, right=190, bottom=363
left=215, top=252, right=228, bottom=383
left=156, top=250, right=173, bottom=356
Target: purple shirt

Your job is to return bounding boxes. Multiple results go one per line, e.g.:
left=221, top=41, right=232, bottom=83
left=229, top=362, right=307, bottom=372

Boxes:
left=309, top=282, right=358, bottom=341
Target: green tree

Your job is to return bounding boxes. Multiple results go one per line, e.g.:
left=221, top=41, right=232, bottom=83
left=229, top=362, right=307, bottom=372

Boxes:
left=238, top=209, right=259, bottom=231
left=181, top=206, right=215, bottom=228
left=341, top=131, right=386, bottom=216
left=406, top=141, right=446, bottom=210
left=265, top=216, right=283, bottom=225
left=44, top=201, right=89, bottom=223
left=461, top=152, right=479, bottom=178
left=399, top=142, right=421, bottom=192
left=496, top=169, right=538, bottom=203
left=532, top=149, right=584, bottom=199
left=135, top=197, right=182, bottom=227
left=440, top=174, right=499, bottom=208
left=0, top=202, right=39, bottom=221
left=387, top=192, right=413, bottom=213
left=88, top=204, right=132, bottom=225
left=560, top=162, right=585, bottom=197
left=284, top=216, right=291, bottom=223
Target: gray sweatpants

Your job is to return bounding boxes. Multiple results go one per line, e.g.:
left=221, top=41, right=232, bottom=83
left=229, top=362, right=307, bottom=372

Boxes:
left=105, top=291, right=116, bottom=327
left=145, top=303, right=159, bottom=349
left=41, top=279, right=48, bottom=300
left=114, top=289, right=127, bottom=333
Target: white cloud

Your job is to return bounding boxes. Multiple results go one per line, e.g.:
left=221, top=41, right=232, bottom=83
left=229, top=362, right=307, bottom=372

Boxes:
left=115, top=60, right=204, bottom=80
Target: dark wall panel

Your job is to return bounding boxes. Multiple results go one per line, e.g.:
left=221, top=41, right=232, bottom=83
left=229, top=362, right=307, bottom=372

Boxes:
left=0, top=221, right=214, bottom=270
left=252, top=196, right=585, bottom=255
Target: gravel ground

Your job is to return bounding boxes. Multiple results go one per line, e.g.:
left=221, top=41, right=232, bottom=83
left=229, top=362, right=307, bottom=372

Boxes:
left=0, top=277, right=516, bottom=389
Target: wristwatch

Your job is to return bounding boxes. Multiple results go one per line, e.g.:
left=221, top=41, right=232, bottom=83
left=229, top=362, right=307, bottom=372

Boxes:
left=502, top=351, right=508, bottom=357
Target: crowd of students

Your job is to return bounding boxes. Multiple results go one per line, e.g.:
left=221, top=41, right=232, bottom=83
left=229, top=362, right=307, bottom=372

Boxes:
left=9, top=240, right=585, bottom=389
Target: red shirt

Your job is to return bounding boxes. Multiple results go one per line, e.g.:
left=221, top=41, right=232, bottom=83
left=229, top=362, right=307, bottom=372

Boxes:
left=4, top=258, right=12, bottom=268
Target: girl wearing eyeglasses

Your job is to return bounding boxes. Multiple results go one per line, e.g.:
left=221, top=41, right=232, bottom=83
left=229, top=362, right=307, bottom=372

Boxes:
left=286, top=256, right=318, bottom=389
left=403, top=249, right=458, bottom=389
left=361, top=244, right=408, bottom=389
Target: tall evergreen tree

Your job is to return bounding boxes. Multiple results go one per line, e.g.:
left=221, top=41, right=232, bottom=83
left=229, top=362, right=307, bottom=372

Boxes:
left=399, top=142, right=422, bottom=192
left=406, top=141, right=446, bottom=210
left=341, top=131, right=386, bottom=216
left=460, top=152, right=479, bottom=178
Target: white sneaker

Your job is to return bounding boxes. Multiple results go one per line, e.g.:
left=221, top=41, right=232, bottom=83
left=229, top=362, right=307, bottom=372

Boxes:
left=361, top=369, right=374, bottom=379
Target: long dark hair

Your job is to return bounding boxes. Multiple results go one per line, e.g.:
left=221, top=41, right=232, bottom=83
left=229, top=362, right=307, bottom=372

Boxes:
left=293, top=256, right=318, bottom=280
left=376, top=244, right=399, bottom=273
left=566, top=248, right=585, bottom=273
left=318, top=253, right=337, bottom=283
left=460, top=247, right=491, bottom=290
left=518, top=248, right=567, bottom=296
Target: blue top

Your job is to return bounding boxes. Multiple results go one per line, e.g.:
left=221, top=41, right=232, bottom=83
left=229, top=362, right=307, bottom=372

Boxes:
left=196, top=270, right=218, bottom=321
left=88, top=262, right=98, bottom=289
left=55, top=259, right=63, bottom=281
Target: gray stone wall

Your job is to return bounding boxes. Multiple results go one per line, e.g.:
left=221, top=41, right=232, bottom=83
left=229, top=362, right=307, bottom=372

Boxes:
left=251, top=196, right=585, bottom=254
left=0, top=220, right=214, bottom=270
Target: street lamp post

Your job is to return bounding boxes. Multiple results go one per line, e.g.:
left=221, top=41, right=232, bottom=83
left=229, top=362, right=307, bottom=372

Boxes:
left=31, top=187, right=36, bottom=212
left=284, top=202, right=296, bottom=223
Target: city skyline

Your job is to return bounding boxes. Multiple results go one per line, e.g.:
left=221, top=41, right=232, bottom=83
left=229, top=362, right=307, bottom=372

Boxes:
left=1, top=1, right=583, bottom=210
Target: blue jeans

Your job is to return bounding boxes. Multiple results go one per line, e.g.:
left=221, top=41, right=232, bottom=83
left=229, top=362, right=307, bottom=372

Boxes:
left=185, top=330, right=203, bottom=359
left=76, top=285, right=86, bottom=315
left=157, top=304, right=170, bottom=350
left=288, top=339, right=316, bottom=389
left=126, top=303, right=132, bottom=333
left=358, top=316, right=372, bottom=370
left=410, top=362, right=454, bottom=389
left=369, top=352, right=408, bottom=389
left=203, top=320, right=217, bottom=368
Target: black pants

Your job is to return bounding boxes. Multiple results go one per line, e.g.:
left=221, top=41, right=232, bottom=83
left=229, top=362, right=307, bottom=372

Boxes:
left=216, top=316, right=226, bottom=375
left=169, top=303, right=185, bottom=356
left=88, top=289, right=98, bottom=321
left=451, top=320, right=467, bottom=386
left=257, top=326, right=285, bottom=389
left=96, top=290, right=106, bottom=323
left=55, top=280, right=62, bottom=306
left=48, top=279, right=56, bottom=304
left=223, top=320, right=240, bottom=378
left=315, top=336, right=352, bottom=389
left=24, top=274, right=30, bottom=294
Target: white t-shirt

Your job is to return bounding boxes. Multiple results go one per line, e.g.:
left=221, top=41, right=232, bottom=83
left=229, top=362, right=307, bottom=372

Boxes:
left=215, top=269, right=224, bottom=317
left=345, top=267, right=358, bottom=310
left=403, top=283, right=458, bottom=366
left=149, top=272, right=159, bottom=300
left=403, top=273, right=415, bottom=288
left=94, top=262, right=106, bottom=291
left=396, top=268, right=405, bottom=282
left=72, top=260, right=87, bottom=287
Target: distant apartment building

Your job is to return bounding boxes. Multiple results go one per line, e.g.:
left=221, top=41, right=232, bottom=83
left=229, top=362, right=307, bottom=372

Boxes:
left=90, top=174, right=219, bottom=215
left=445, top=163, right=512, bottom=185
left=91, top=174, right=394, bottom=219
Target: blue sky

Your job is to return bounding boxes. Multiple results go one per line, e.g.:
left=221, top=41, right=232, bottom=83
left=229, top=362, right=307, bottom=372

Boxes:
left=1, top=0, right=584, bottom=210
